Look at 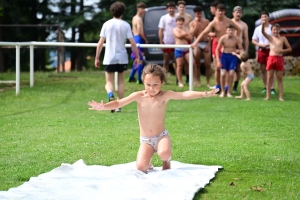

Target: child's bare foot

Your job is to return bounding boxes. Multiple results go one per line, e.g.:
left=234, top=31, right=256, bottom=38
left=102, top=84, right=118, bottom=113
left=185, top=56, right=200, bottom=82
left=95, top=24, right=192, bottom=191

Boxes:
left=264, top=97, right=270, bottom=100
left=178, top=83, right=184, bottom=87
left=162, top=161, right=170, bottom=170
left=219, top=92, right=224, bottom=97
left=235, top=96, right=243, bottom=99
left=147, top=163, right=154, bottom=171
left=279, top=98, right=284, bottom=101
left=227, top=93, right=232, bottom=98
left=246, top=98, right=250, bottom=101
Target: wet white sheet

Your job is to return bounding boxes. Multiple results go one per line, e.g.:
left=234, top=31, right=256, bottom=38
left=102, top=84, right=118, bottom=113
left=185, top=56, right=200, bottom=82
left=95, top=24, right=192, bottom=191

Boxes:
left=0, top=159, right=222, bottom=200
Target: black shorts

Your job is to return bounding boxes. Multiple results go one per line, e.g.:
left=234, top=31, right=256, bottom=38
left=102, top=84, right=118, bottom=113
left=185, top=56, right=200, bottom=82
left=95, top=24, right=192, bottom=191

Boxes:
left=104, top=64, right=127, bottom=73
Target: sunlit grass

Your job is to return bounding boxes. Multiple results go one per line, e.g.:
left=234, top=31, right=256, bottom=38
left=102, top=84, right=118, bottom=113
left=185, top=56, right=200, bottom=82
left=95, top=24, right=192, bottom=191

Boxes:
left=0, top=71, right=300, bottom=199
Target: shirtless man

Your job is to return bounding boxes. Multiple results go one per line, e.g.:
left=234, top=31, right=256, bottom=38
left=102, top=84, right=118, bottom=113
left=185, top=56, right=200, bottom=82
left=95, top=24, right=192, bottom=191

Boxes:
left=129, top=2, right=148, bottom=84
left=173, top=16, right=192, bottom=87
left=189, top=6, right=211, bottom=87
left=158, top=1, right=177, bottom=73
left=231, top=6, right=249, bottom=93
left=176, top=0, right=193, bottom=84
left=191, top=4, right=241, bottom=93
left=262, top=22, right=292, bottom=101
left=216, top=24, right=243, bottom=97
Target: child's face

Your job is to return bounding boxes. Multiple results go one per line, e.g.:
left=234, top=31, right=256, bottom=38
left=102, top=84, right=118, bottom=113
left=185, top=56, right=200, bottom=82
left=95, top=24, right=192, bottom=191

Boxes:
left=272, top=27, right=280, bottom=36
left=177, top=4, right=185, bottom=13
left=176, top=20, right=184, bottom=27
left=226, top=28, right=234, bottom=36
left=143, top=74, right=163, bottom=96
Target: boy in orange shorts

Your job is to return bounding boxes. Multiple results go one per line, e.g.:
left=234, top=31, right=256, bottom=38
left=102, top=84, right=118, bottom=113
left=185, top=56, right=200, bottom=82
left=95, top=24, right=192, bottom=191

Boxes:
left=262, top=22, right=292, bottom=101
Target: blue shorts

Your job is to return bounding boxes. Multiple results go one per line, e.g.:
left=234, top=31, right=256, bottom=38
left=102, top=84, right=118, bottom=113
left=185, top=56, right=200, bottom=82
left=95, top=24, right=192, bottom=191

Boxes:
left=131, top=35, right=145, bottom=60
left=220, top=53, right=238, bottom=71
left=174, top=48, right=188, bottom=58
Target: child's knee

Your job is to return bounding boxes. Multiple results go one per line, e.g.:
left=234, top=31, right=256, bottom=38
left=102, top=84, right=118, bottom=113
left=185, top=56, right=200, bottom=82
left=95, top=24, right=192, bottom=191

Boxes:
left=136, top=161, right=148, bottom=173
left=157, top=150, right=172, bottom=161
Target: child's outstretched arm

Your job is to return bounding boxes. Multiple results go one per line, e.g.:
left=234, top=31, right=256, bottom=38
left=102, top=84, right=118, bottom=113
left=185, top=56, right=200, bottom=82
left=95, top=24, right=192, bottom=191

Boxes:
left=88, top=92, right=140, bottom=111
left=232, top=51, right=241, bottom=60
left=261, top=22, right=272, bottom=42
left=166, top=88, right=219, bottom=101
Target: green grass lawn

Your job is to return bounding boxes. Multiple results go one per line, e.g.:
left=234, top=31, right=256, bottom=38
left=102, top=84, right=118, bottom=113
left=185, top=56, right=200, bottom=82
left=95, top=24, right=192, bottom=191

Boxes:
left=0, top=70, right=300, bottom=199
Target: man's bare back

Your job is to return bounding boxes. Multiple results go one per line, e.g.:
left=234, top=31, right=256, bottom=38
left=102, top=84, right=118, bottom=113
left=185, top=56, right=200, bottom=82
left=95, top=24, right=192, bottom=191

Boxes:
left=132, top=14, right=147, bottom=43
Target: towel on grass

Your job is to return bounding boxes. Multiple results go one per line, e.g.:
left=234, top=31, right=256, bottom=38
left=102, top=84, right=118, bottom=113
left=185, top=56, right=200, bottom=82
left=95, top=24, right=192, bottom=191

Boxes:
left=0, top=159, right=222, bottom=200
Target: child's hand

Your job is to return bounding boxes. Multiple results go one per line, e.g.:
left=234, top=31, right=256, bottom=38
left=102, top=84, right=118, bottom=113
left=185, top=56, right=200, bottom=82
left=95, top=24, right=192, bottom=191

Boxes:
left=88, top=100, right=105, bottom=111
left=204, top=88, right=219, bottom=97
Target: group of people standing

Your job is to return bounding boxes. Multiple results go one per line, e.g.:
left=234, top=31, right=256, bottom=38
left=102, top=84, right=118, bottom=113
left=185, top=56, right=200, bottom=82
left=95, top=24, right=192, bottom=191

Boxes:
left=89, top=0, right=291, bottom=174
left=94, top=0, right=292, bottom=110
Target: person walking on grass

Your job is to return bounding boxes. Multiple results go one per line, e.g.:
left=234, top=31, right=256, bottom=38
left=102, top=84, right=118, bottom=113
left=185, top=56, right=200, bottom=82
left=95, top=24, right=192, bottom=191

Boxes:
left=94, top=2, right=140, bottom=113
left=88, top=63, right=219, bottom=173
left=261, top=22, right=292, bottom=101
left=232, top=51, right=254, bottom=100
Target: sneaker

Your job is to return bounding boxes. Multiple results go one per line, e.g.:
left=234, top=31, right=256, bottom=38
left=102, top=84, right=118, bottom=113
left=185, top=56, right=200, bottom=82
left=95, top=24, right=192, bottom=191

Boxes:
left=108, top=95, right=115, bottom=113
left=271, top=89, right=276, bottom=95
left=136, top=80, right=143, bottom=84
left=209, top=85, right=216, bottom=89
left=128, top=77, right=136, bottom=83
left=232, top=89, right=237, bottom=93
left=261, top=88, right=266, bottom=93
left=115, top=108, right=121, bottom=112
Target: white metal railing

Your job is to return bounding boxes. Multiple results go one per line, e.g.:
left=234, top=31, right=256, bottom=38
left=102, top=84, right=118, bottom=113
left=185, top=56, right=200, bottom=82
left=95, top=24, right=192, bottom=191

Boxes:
left=0, top=42, right=194, bottom=95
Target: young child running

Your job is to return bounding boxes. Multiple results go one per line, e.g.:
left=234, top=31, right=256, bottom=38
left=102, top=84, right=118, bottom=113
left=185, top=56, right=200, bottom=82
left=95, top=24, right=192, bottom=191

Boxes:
left=88, top=64, right=219, bottom=173
left=262, top=22, right=292, bottom=101
left=232, top=51, right=254, bottom=100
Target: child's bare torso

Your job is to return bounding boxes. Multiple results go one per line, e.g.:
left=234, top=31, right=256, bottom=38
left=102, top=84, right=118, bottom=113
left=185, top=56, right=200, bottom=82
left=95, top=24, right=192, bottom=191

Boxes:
left=222, top=35, right=239, bottom=53
left=136, top=91, right=168, bottom=137
left=174, top=27, right=190, bottom=44
left=241, top=61, right=253, bottom=75
left=270, top=36, right=285, bottom=56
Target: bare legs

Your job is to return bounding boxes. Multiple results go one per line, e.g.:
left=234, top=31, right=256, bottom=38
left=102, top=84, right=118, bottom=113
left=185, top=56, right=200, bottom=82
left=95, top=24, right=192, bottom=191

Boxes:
left=265, top=70, right=284, bottom=101
left=105, top=72, right=124, bottom=99
left=136, top=135, right=172, bottom=172
left=236, top=78, right=252, bottom=100
left=220, top=70, right=234, bottom=97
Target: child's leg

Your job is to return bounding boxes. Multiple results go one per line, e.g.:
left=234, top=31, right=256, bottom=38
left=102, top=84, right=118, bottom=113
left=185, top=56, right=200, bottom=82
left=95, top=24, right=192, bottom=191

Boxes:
left=176, top=57, right=184, bottom=86
left=227, top=70, right=235, bottom=97
left=276, top=70, right=284, bottom=101
left=236, top=80, right=245, bottom=99
left=243, top=78, right=252, bottom=100
left=220, top=69, right=226, bottom=97
left=137, top=62, right=144, bottom=82
left=117, top=72, right=124, bottom=99
left=136, top=143, right=155, bottom=173
left=157, top=135, right=172, bottom=170
left=265, top=70, right=274, bottom=100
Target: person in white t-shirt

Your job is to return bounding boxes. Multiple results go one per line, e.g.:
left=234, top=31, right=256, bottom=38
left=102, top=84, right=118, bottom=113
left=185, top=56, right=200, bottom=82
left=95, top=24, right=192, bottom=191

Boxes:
left=252, top=11, right=275, bottom=94
left=158, top=1, right=177, bottom=73
left=95, top=1, right=140, bottom=113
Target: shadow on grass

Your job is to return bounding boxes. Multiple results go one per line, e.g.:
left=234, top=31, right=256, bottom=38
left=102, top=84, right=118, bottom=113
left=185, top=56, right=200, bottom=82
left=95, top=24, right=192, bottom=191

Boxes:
left=0, top=89, right=76, bottom=118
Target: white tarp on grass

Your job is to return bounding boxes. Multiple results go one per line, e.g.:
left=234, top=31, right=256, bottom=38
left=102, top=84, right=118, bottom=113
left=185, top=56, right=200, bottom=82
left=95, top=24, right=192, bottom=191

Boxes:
left=0, top=159, right=222, bottom=200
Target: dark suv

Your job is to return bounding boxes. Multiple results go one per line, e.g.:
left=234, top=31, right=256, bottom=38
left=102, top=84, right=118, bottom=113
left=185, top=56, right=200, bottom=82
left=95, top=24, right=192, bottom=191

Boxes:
left=143, top=5, right=206, bottom=66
